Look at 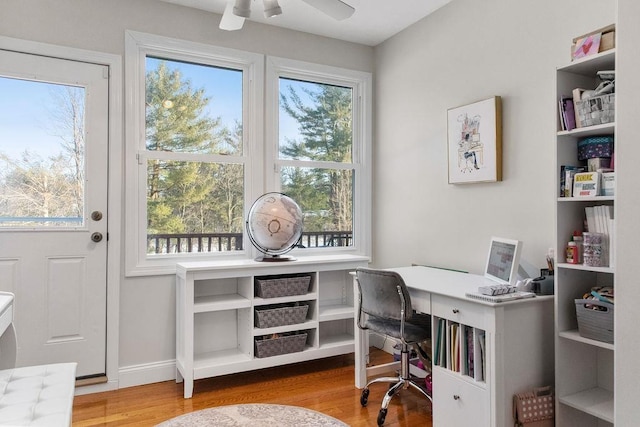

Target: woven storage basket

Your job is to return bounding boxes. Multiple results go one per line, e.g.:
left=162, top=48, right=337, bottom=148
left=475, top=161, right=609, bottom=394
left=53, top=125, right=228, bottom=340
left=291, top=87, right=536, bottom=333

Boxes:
left=254, top=303, right=309, bottom=328
left=254, top=332, right=307, bottom=358
left=575, top=299, right=614, bottom=344
left=255, top=275, right=311, bottom=298
left=575, top=93, right=615, bottom=128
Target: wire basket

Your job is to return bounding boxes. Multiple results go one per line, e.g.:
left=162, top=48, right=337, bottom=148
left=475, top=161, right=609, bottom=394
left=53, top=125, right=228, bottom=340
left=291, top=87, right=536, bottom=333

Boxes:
left=254, top=303, right=309, bottom=328
left=255, top=275, right=311, bottom=298
left=254, top=331, right=308, bottom=358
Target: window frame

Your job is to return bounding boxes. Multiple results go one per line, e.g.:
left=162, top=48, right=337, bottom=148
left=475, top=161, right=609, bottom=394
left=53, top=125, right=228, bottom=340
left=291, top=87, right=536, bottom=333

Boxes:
left=265, top=56, right=372, bottom=259
left=124, top=31, right=264, bottom=276
left=125, top=32, right=371, bottom=277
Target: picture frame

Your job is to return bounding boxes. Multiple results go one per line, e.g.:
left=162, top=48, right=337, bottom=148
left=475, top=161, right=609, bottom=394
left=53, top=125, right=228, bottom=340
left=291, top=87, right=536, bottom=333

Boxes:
left=447, top=96, right=502, bottom=184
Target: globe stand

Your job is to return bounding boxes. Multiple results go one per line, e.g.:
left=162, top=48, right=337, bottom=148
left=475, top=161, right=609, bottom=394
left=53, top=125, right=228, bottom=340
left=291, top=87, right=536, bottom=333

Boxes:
left=255, top=254, right=296, bottom=262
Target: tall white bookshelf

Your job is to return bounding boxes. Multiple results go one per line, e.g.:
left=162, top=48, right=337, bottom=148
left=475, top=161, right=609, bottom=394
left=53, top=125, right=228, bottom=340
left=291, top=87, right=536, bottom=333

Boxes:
left=554, top=48, right=615, bottom=426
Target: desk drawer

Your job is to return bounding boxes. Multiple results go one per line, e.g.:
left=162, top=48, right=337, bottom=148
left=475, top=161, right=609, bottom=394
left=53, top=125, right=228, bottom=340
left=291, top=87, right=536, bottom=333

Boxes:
left=432, top=295, right=490, bottom=330
left=433, top=367, right=489, bottom=426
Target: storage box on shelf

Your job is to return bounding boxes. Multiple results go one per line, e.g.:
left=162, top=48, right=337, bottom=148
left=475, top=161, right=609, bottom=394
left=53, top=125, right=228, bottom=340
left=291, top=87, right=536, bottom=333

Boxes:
left=575, top=299, right=614, bottom=344
left=575, top=93, right=615, bottom=127
left=254, top=331, right=308, bottom=358
left=175, top=254, right=369, bottom=398
left=254, top=303, right=309, bottom=328
left=555, top=48, right=615, bottom=426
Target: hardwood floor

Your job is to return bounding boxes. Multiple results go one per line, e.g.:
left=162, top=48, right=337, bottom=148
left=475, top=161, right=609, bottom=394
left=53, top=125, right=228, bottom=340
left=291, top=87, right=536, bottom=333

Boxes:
left=72, top=349, right=433, bottom=426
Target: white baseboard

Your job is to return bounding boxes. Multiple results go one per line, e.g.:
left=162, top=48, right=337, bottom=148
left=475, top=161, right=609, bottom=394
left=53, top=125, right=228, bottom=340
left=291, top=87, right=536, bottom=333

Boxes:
left=117, top=359, right=176, bottom=389
left=74, top=359, right=176, bottom=395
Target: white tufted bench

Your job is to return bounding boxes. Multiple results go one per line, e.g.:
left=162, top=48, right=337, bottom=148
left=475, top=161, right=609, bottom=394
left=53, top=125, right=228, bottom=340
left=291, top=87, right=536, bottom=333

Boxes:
left=0, top=363, right=77, bottom=426
left=0, top=293, right=77, bottom=426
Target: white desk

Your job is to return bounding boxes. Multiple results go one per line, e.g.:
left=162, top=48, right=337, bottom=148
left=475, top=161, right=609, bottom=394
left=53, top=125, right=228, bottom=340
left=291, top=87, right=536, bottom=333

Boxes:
left=354, top=266, right=553, bottom=427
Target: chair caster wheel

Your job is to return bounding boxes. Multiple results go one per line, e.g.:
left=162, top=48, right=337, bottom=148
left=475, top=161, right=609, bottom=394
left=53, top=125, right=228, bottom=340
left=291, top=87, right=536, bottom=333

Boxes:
left=360, top=388, right=369, bottom=406
left=377, top=408, right=387, bottom=426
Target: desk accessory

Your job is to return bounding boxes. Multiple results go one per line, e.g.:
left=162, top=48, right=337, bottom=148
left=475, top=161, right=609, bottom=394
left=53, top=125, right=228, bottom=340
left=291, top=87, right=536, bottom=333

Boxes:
left=513, top=386, right=554, bottom=426
left=465, top=291, right=535, bottom=303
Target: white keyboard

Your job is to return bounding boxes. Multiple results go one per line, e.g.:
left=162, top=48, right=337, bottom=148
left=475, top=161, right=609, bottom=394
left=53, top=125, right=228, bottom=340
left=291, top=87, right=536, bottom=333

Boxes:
left=478, top=284, right=516, bottom=296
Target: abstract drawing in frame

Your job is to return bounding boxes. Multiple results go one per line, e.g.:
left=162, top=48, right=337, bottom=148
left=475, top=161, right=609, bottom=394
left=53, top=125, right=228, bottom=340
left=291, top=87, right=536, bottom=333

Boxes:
left=447, top=96, right=502, bottom=184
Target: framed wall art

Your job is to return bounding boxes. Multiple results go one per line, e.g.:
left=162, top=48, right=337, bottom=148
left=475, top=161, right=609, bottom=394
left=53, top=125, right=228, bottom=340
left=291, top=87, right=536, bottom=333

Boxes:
left=447, top=96, right=502, bottom=184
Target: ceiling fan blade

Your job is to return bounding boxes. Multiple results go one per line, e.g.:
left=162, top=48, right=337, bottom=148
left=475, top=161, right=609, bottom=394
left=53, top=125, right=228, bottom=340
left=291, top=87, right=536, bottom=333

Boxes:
left=219, top=1, right=245, bottom=31
left=301, top=0, right=355, bottom=21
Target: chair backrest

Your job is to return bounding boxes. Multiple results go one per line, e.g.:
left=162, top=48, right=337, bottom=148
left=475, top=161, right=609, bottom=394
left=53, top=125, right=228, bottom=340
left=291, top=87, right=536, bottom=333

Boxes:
left=355, top=267, right=413, bottom=322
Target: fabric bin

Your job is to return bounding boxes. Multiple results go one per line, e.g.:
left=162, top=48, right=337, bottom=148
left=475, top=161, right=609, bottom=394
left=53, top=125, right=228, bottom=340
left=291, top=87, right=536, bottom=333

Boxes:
left=575, top=93, right=615, bottom=128
left=254, top=332, right=307, bottom=358
left=575, top=299, right=614, bottom=343
left=577, top=135, right=614, bottom=160
left=255, top=275, right=311, bottom=298
left=254, top=303, right=309, bottom=328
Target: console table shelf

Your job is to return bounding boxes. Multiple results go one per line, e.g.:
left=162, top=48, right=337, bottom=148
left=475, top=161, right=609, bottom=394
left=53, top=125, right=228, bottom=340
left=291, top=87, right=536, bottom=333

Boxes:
left=175, top=254, right=369, bottom=398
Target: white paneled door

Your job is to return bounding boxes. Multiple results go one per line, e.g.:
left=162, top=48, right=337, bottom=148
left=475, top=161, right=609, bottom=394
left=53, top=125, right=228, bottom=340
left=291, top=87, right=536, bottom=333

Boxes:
left=0, top=50, right=108, bottom=378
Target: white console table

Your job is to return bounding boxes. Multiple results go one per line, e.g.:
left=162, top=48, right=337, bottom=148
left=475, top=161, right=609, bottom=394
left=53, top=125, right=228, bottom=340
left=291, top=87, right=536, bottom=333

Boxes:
left=354, top=266, right=554, bottom=427
left=175, top=254, right=369, bottom=398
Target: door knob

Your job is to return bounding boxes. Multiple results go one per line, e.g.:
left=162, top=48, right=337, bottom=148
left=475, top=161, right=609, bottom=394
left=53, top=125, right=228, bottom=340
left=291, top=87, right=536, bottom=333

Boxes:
left=91, top=232, right=103, bottom=243
left=91, top=211, right=103, bottom=221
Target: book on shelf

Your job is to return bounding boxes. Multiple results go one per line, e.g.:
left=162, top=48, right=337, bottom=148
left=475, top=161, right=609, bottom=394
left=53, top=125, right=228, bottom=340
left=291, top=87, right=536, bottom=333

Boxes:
left=573, top=171, right=600, bottom=197
left=560, top=165, right=585, bottom=197
left=434, top=318, right=444, bottom=367
left=450, top=323, right=459, bottom=372
left=466, top=327, right=474, bottom=377
left=558, top=96, right=576, bottom=131
left=476, top=330, right=485, bottom=381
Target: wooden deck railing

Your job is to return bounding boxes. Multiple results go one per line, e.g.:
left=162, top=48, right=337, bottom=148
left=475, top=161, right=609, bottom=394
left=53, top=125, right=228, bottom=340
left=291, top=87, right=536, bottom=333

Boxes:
left=147, top=231, right=352, bottom=254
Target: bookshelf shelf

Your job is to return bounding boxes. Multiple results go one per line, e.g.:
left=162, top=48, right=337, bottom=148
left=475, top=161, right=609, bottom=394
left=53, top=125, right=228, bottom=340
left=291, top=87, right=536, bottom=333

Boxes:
left=559, top=387, right=614, bottom=423
left=555, top=44, right=616, bottom=426
left=559, top=329, right=615, bottom=351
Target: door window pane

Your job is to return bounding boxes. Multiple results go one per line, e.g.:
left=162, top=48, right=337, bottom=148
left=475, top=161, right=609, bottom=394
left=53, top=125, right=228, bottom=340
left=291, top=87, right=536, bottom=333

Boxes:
left=0, top=77, right=85, bottom=228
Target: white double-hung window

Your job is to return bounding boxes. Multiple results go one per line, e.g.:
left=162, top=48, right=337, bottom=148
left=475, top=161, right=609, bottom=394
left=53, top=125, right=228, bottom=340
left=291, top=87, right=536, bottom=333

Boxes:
left=125, top=31, right=263, bottom=275
left=266, top=57, right=371, bottom=257
left=125, top=32, right=370, bottom=276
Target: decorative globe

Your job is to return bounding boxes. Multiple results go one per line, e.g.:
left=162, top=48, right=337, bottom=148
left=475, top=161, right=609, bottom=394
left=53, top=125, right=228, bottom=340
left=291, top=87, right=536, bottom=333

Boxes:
left=246, top=193, right=303, bottom=261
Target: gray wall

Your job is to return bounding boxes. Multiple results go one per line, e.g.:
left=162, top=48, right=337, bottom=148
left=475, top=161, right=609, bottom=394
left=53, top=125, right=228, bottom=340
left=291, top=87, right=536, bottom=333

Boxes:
left=372, top=0, right=614, bottom=275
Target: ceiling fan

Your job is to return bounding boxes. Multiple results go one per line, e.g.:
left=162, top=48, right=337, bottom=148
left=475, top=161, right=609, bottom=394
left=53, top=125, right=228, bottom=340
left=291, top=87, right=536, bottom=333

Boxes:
left=219, top=0, right=355, bottom=31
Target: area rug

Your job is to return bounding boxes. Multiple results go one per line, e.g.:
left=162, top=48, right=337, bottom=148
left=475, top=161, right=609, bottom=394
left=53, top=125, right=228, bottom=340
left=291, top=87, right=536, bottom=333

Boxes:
left=156, top=403, right=348, bottom=426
